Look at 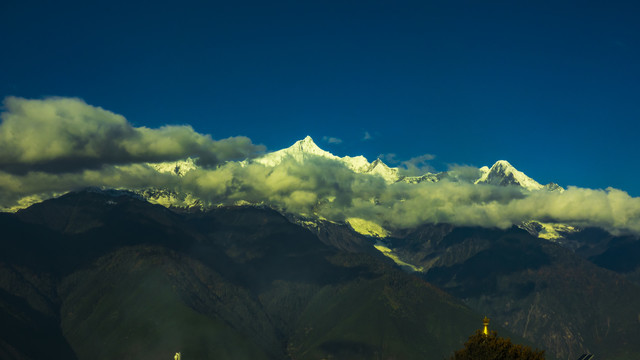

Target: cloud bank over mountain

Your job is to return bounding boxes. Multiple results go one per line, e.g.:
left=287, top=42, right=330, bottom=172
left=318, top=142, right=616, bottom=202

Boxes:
left=1, top=97, right=640, bottom=235
left=0, top=97, right=264, bottom=173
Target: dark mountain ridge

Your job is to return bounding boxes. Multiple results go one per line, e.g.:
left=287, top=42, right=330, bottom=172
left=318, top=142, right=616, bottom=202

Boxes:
left=2, top=190, right=499, bottom=360
left=387, top=223, right=640, bottom=360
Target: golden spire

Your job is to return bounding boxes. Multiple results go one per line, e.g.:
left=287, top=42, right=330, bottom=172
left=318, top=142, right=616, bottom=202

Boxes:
left=483, top=316, right=490, bottom=335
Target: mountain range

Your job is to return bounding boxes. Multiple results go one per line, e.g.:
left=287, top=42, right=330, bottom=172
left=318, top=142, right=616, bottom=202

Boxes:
left=150, top=136, right=559, bottom=189
left=2, top=137, right=640, bottom=360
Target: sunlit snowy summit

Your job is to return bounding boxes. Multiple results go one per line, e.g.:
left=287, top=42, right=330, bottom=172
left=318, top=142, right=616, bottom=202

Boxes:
left=254, top=136, right=400, bottom=183
left=475, top=160, right=562, bottom=192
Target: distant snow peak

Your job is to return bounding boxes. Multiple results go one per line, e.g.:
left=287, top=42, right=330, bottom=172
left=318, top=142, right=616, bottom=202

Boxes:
left=475, top=160, right=544, bottom=191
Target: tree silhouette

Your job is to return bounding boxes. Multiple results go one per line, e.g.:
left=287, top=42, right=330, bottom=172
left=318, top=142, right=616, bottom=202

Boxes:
left=450, top=330, right=545, bottom=360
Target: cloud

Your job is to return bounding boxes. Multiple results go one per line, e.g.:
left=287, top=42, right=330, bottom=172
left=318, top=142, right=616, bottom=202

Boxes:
left=1, top=97, right=640, bottom=236
left=322, top=136, right=343, bottom=144
left=362, top=131, right=372, bottom=140
left=398, top=154, right=436, bottom=176
left=446, top=164, right=483, bottom=182
left=170, top=159, right=640, bottom=235
left=0, top=97, right=264, bottom=174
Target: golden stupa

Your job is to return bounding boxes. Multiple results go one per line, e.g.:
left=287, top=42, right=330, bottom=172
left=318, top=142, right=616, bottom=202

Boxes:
left=483, top=316, right=490, bottom=335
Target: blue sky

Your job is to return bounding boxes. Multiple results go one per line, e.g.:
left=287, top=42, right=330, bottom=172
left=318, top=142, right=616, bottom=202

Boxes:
left=1, top=0, right=639, bottom=195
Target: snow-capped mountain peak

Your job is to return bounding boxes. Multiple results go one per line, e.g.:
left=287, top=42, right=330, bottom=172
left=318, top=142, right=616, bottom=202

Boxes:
left=253, top=136, right=399, bottom=182
left=290, top=136, right=336, bottom=158
left=475, top=160, right=544, bottom=191
left=254, top=136, right=338, bottom=167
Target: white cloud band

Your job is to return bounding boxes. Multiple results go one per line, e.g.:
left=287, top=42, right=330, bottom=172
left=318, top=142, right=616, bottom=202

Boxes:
left=1, top=97, right=639, bottom=236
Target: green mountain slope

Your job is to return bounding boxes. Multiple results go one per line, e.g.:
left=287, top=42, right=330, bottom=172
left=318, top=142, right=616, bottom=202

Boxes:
left=59, top=246, right=273, bottom=360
